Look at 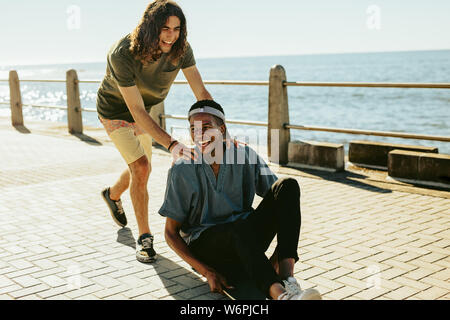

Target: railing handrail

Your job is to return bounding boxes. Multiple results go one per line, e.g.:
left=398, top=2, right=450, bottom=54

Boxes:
left=1, top=78, right=450, bottom=89
left=0, top=101, right=95, bottom=112
left=174, top=80, right=269, bottom=86
left=2, top=102, right=447, bottom=142
left=161, top=114, right=269, bottom=127
left=162, top=114, right=450, bottom=142
left=285, top=124, right=450, bottom=142
left=2, top=70, right=449, bottom=152
left=284, top=81, right=450, bottom=89
left=0, top=79, right=270, bottom=86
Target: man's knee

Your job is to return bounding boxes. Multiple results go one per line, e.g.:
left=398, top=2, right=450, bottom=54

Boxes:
left=129, top=156, right=151, bottom=182
left=274, top=177, right=300, bottom=197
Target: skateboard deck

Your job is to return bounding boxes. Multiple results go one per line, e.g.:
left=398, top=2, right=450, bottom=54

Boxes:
left=219, top=263, right=267, bottom=300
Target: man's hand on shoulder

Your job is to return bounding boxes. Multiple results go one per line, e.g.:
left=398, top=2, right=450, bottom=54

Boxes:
left=169, top=140, right=198, bottom=163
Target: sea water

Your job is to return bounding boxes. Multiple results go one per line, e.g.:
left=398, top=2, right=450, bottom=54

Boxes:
left=0, top=50, right=449, bottom=154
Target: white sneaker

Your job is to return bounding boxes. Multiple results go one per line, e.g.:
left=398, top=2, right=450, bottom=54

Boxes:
left=279, top=277, right=322, bottom=300
left=297, top=288, right=322, bottom=300
left=277, top=291, right=299, bottom=300
left=283, top=277, right=303, bottom=295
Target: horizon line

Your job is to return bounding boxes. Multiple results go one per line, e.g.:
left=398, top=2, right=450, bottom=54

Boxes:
left=1, top=48, right=449, bottom=68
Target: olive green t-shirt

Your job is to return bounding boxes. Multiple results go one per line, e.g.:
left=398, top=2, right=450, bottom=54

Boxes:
left=96, top=34, right=196, bottom=122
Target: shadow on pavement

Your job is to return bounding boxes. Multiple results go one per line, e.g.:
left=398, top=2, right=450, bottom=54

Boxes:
left=115, top=230, right=214, bottom=299
left=282, top=165, right=393, bottom=194
left=72, top=133, right=103, bottom=146
left=13, top=125, right=31, bottom=134
left=116, top=227, right=136, bottom=249
left=153, top=254, right=216, bottom=300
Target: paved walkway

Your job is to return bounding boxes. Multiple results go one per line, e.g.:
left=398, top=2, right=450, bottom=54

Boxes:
left=0, top=118, right=449, bottom=300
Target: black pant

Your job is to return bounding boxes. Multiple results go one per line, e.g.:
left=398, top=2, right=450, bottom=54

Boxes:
left=188, top=177, right=301, bottom=295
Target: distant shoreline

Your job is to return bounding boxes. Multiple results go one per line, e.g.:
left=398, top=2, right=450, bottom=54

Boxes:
left=1, top=48, right=449, bottom=68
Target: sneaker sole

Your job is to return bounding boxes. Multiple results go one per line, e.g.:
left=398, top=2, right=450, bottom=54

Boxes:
left=136, top=253, right=158, bottom=263
left=300, top=289, right=322, bottom=300
left=101, top=189, right=126, bottom=228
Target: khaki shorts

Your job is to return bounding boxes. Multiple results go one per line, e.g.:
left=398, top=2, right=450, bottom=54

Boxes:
left=99, top=117, right=153, bottom=165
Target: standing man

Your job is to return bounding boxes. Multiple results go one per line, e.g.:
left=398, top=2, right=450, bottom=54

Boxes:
left=96, top=0, right=212, bottom=263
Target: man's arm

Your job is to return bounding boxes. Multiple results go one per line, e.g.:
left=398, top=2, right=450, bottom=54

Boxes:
left=118, top=85, right=197, bottom=160
left=118, top=85, right=172, bottom=149
left=164, top=217, right=231, bottom=293
left=182, top=65, right=213, bottom=101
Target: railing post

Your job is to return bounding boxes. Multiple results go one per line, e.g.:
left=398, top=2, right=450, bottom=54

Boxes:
left=9, top=70, right=24, bottom=126
left=150, top=101, right=166, bottom=146
left=66, top=69, right=83, bottom=134
left=268, top=65, right=290, bottom=164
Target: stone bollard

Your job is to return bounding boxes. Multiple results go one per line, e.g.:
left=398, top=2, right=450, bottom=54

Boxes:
left=268, top=65, right=290, bottom=164
left=66, top=69, right=83, bottom=134
left=9, top=70, right=24, bottom=126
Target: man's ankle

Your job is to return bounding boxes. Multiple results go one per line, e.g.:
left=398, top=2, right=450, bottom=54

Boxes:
left=269, top=282, right=285, bottom=300
left=280, top=273, right=294, bottom=281
left=109, top=188, right=121, bottom=201
left=138, top=231, right=152, bottom=239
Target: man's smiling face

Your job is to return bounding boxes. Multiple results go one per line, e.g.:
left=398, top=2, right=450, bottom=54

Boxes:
left=189, top=113, right=225, bottom=154
left=159, top=15, right=180, bottom=53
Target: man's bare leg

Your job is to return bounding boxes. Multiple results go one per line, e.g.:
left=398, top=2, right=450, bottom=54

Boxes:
left=270, top=249, right=295, bottom=279
left=278, top=258, right=295, bottom=279
left=128, top=156, right=151, bottom=236
left=109, top=169, right=130, bottom=201
left=269, top=250, right=279, bottom=274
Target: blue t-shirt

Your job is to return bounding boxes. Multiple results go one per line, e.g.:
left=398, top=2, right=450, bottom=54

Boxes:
left=158, top=145, right=278, bottom=245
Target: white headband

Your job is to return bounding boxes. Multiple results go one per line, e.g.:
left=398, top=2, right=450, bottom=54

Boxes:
left=188, top=106, right=225, bottom=121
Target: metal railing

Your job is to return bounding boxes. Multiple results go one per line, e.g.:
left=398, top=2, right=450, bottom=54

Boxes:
left=284, top=81, right=450, bottom=89
left=1, top=66, right=449, bottom=163
left=162, top=114, right=268, bottom=127
left=0, top=101, right=96, bottom=112
left=3, top=78, right=450, bottom=88
left=285, top=124, right=450, bottom=142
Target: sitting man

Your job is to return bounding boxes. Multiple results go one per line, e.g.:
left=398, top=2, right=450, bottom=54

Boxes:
left=159, top=100, right=322, bottom=300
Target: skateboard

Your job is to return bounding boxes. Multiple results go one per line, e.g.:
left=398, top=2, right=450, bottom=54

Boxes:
left=219, top=262, right=267, bottom=300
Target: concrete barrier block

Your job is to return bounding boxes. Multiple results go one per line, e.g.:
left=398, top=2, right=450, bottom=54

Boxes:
left=349, top=140, right=438, bottom=170
left=388, top=150, right=420, bottom=180
left=388, top=150, right=450, bottom=188
left=288, top=140, right=345, bottom=172
left=418, top=153, right=450, bottom=184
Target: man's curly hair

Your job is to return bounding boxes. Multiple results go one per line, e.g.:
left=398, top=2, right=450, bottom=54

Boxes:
left=130, top=0, right=187, bottom=64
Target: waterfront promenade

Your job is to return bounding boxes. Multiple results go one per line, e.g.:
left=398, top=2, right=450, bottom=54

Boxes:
left=0, top=117, right=448, bottom=300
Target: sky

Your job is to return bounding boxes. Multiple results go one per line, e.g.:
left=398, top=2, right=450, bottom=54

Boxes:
left=0, top=0, right=449, bottom=65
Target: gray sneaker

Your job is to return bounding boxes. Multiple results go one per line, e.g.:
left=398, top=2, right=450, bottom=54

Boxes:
left=101, top=187, right=127, bottom=227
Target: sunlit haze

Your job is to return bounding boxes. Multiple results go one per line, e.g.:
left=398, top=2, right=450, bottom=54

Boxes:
left=1, top=0, right=449, bottom=65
